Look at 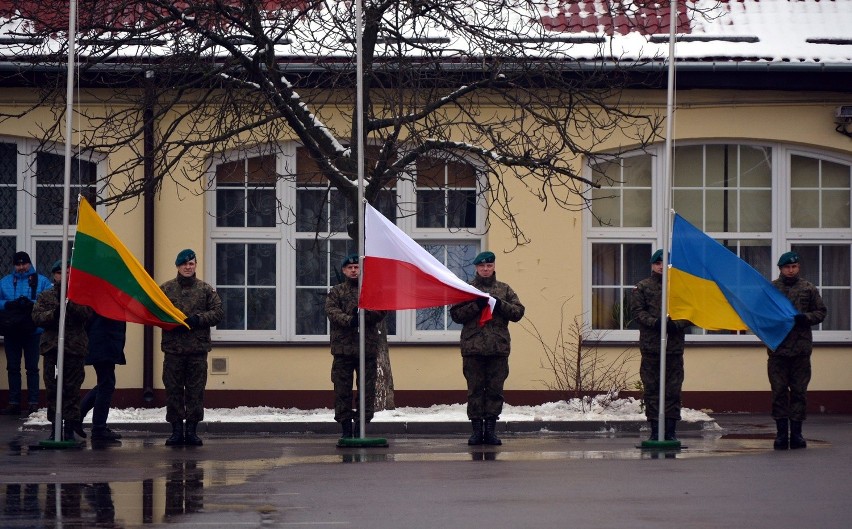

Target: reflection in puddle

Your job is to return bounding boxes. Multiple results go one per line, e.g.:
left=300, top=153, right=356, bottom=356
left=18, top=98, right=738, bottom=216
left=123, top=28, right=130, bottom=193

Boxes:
left=0, top=433, right=828, bottom=527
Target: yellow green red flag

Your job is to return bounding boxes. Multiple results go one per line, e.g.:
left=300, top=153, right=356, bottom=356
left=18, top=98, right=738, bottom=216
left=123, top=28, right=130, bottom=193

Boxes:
left=68, top=197, right=187, bottom=329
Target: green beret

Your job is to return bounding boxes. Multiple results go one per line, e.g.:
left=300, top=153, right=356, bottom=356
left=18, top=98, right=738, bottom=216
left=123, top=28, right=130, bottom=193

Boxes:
left=51, top=259, right=69, bottom=273
left=341, top=253, right=359, bottom=269
left=650, top=249, right=663, bottom=264
left=175, top=249, right=196, bottom=266
left=473, top=251, right=495, bottom=265
left=777, top=251, right=799, bottom=267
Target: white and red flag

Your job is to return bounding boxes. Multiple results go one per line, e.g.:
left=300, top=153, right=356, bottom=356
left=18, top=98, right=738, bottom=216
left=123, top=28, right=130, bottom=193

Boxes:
left=359, top=204, right=494, bottom=325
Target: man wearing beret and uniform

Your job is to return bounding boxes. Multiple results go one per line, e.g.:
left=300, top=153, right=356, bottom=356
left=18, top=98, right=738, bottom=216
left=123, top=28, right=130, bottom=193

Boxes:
left=629, top=249, right=691, bottom=443
left=324, top=254, right=387, bottom=439
left=160, top=249, right=223, bottom=446
left=0, top=251, right=52, bottom=415
left=768, top=251, right=826, bottom=450
left=450, top=251, right=525, bottom=446
left=31, top=260, right=93, bottom=441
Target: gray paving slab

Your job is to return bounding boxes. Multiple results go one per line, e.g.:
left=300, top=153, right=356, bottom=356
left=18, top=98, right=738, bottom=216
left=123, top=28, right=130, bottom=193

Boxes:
left=1, top=414, right=850, bottom=529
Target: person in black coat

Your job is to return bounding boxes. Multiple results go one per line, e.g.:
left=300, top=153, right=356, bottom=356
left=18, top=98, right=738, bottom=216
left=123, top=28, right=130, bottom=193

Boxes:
left=80, top=315, right=127, bottom=442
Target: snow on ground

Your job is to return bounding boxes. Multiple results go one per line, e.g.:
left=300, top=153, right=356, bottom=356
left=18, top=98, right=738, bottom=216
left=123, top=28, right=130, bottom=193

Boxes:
left=23, top=397, right=715, bottom=425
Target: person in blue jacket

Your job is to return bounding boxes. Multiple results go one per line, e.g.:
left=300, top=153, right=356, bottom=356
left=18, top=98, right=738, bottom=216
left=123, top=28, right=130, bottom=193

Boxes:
left=80, top=314, right=127, bottom=442
left=0, top=252, right=52, bottom=415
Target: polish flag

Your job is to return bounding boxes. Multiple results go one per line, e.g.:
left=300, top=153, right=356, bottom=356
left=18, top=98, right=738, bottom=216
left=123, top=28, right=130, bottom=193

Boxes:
left=359, top=204, right=494, bottom=324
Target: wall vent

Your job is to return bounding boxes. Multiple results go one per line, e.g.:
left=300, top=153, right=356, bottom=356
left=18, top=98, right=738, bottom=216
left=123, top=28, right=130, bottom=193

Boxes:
left=210, top=357, right=228, bottom=374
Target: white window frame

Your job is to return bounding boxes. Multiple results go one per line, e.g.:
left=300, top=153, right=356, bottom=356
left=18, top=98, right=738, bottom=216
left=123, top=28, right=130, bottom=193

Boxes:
left=584, top=141, right=851, bottom=344
left=208, top=143, right=487, bottom=343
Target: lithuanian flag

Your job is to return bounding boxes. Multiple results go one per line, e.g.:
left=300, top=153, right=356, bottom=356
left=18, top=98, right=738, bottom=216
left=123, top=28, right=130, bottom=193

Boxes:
left=68, top=197, right=187, bottom=329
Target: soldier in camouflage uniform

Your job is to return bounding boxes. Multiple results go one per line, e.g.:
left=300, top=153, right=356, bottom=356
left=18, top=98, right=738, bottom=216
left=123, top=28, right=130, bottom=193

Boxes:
left=768, top=251, right=826, bottom=450
left=325, top=254, right=387, bottom=439
left=450, top=251, right=525, bottom=446
left=31, top=260, right=93, bottom=442
left=629, top=249, right=691, bottom=442
left=160, top=249, right=223, bottom=447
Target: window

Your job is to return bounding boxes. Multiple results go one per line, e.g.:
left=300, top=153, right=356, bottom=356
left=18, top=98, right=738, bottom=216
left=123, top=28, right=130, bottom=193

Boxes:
left=586, top=143, right=851, bottom=343
left=0, top=139, right=98, bottom=275
left=208, top=145, right=485, bottom=342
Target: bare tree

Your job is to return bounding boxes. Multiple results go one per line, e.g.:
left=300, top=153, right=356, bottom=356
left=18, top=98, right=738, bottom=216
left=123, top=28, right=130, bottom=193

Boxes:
left=0, top=0, right=713, bottom=406
left=523, top=301, right=638, bottom=412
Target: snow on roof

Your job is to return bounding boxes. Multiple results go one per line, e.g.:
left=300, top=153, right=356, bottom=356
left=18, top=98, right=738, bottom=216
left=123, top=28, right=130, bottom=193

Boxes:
left=0, top=0, right=850, bottom=65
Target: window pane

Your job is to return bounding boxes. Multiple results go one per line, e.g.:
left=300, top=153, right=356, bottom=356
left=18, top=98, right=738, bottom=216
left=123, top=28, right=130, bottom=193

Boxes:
left=416, top=190, right=444, bottom=228
left=823, top=189, right=850, bottom=228
left=673, top=189, right=703, bottom=224
left=216, top=189, right=245, bottom=228
left=296, top=190, right=328, bottom=232
left=591, top=242, right=651, bottom=330
left=247, top=288, right=276, bottom=330
left=821, top=290, right=850, bottom=331
left=447, top=190, right=476, bottom=229
left=822, top=160, right=849, bottom=188
left=591, top=188, right=620, bottom=228
left=35, top=240, right=65, bottom=277
left=740, top=190, right=771, bottom=231
left=246, top=188, right=277, bottom=228
left=35, top=153, right=96, bottom=225
left=0, top=143, right=15, bottom=185
left=622, top=155, right=652, bottom=187
left=329, top=190, right=353, bottom=233
left=295, top=240, right=328, bottom=286
left=622, top=189, right=652, bottom=227
left=296, top=288, right=328, bottom=335
left=218, top=288, right=245, bottom=330
left=592, top=287, right=619, bottom=329
left=216, top=244, right=246, bottom=285
left=0, top=187, right=15, bottom=229
left=791, top=190, right=819, bottom=228
left=675, top=145, right=704, bottom=187
left=740, top=146, right=772, bottom=187
left=248, top=244, right=277, bottom=286
left=821, top=245, right=850, bottom=287
left=791, top=155, right=819, bottom=188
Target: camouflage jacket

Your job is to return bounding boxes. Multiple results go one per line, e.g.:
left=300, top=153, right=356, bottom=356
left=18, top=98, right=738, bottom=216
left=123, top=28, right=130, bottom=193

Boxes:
left=450, top=273, right=524, bottom=357
left=770, top=275, right=826, bottom=357
left=629, top=272, right=688, bottom=356
left=31, top=283, right=93, bottom=358
left=325, top=277, right=387, bottom=357
left=160, top=274, right=223, bottom=355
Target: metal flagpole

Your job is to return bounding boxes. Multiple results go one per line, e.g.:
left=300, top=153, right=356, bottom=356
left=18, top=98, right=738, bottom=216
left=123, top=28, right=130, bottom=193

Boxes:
left=337, top=0, right=386, bottom=448
left=643, top=0, right=680, bottom=450
left=356, top=0, right=366, bottom=441
left=41, top=0, right=78, bottom=448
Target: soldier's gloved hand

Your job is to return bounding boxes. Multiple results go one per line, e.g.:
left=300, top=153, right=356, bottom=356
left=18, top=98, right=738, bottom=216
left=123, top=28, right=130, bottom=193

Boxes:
left=794, top=314, right=809, bottom=326
left=185, top=314, right=202, bottom=329
left=653, top=318, right=662, bottom=331
left=350, top=309, right=359, bottom=328
left=475, top=297, right=489, bottom=310
left=492, top=298, right=503, bottom=313
left=666, top=318, right=679, bottom=333
left=52, top=309, right=61, bottom=324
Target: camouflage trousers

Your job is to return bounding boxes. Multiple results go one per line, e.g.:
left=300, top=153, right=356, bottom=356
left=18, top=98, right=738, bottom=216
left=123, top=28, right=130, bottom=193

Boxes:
left=640, top=353, right=684, bottom=421
left=331, top=355, right=377, bottom=422
left=462, top=355, right=509, bottom=420
left=162, top=353, right=208, bottom=423
left=768, top=354, right=811, bottom=421
left=42, top=353, right=85, bottom=423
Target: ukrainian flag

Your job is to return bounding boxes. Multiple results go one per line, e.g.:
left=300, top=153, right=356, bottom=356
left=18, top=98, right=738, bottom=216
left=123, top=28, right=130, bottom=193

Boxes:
left=668, top=214, right=797, bottom=351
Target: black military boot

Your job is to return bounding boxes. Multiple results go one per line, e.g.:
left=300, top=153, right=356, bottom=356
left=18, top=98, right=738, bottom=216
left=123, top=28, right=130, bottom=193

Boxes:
left=340, top=419, right=354, bottom=439
left=773, top=418, right=789, bottom=450
left=468, top=419, right=484, bottom=445
left=184, top=422, right=203, bottom=446
left=789, top=420, right=807, bottom=449
left=647, top=420, right=659, bottom=441
left=664, top=418, right=678, bottom=441
left=165, top=421, right=185, bottom=446
left=483, top=418, right=502, bottom=446
left=63, top=420, right=85, bottom=442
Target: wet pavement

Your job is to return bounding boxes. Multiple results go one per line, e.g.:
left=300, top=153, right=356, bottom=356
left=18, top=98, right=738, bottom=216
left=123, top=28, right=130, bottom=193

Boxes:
left=1, top=414, right=851, bottom=528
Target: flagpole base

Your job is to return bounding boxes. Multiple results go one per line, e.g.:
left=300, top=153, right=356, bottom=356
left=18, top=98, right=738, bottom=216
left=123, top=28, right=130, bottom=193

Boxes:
left=32, top=439, right=85, bottom=450
left=638, top=439, right=683, bottom=450
left=337, top=437, right=389, bottom=448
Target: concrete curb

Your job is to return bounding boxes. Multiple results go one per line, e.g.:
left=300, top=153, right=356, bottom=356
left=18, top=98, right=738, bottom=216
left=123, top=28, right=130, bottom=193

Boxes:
left=21, top=419, right=718, bottom=436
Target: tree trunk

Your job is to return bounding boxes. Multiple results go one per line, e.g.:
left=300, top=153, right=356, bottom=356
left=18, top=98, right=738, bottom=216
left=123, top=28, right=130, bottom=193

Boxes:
left=374, top=328, right=395, bottom=410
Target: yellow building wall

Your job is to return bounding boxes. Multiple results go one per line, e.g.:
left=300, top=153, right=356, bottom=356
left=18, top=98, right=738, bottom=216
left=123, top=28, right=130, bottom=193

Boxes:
left=1, top=87, right=850, bottom=407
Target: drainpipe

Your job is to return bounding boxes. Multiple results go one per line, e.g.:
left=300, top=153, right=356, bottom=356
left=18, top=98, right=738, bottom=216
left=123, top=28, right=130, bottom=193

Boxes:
left=142, top=70, right=156, bottom=404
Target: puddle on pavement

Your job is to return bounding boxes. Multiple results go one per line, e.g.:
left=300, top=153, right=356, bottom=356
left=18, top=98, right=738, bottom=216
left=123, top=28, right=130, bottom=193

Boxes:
left=0, top=434, right=827, bottom=527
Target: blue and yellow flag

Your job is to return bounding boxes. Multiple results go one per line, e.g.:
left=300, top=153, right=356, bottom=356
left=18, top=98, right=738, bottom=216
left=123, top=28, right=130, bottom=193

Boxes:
left=668, top=214, right=797, bottom=351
